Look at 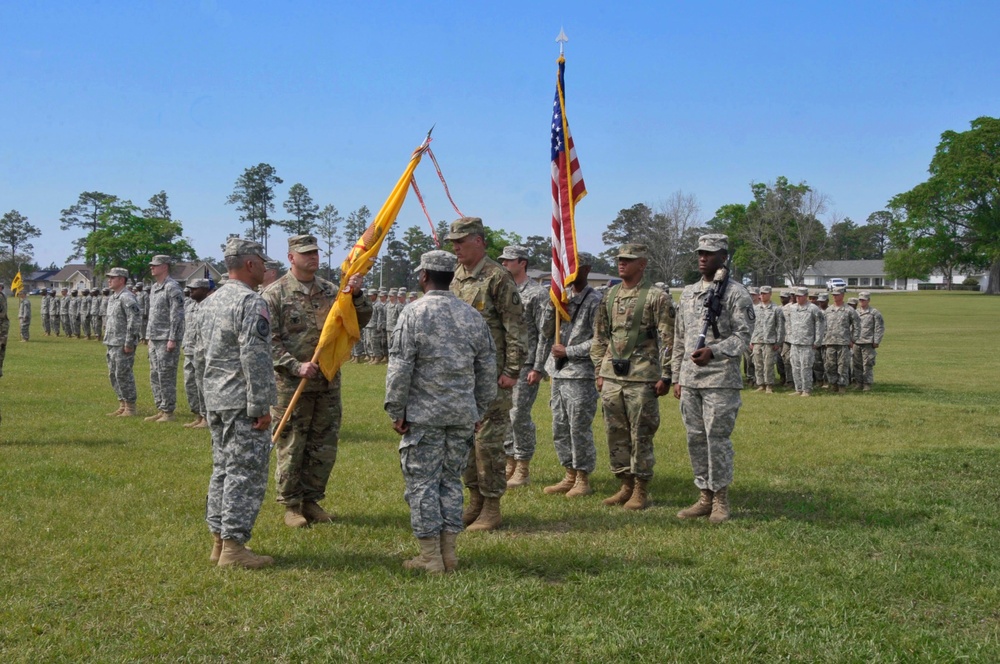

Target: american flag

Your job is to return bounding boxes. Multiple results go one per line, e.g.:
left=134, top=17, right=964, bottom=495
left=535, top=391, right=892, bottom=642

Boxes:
left=550, top=55, right=587, bottom=320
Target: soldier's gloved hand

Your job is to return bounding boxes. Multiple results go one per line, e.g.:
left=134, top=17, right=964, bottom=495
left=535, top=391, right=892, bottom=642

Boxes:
left=690, top=347, right=713, bottom=366
left=298, top=361, right=320, bottom=379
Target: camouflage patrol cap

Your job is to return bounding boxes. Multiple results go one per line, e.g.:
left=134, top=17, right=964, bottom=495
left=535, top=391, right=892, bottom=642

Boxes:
left=795, top=286, right=809, bottom=296
left=398, top=289, right=408, bottom=298
left=367, top=288, right=377, bottom=296
left=288, top=234, right=319, bottom=253
left=780, top=290, right=791, bottom=298
left=832, top=287, right=846, bottom=295
left=816, top=293, right=829, bottom=302
left=224, top=237, right=270, bottom=260
left=264, top=260, right=281, bottom=271
left=617, top=243, right=648, bottom=259
left=388, top=288, right=397, bottom=296
left=697, top=234, right=729, bottom=253
left=858, top=291, right=871, bottom=300
left=378, top=287, right=387, bottom=295
left=748, top=286, right=760, bottom=295
left=188, top=278, right=211, bottom=289
left=71, top=289, right=78, bottom=295
left=135, top=282, right=144, bottom=290
left=446, top=217, right=485, bottom=240
left=102, top=288, right=110, bottom=294
left=759, top=285, right=772, bottom=294
left=149, top=254, right=172, bottom=266
left=82, top=288, right=90, bottom=294
left=414, top=249, right=458, bottom=273
left=847, top=297, right=859, bottom=305
left=61, top=287, right=68, bottom=292
left=498, top=245, right=529, bottom=261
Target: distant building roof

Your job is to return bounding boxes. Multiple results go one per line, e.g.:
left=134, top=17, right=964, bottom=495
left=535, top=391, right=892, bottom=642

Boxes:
left=51, top=264, right=93, bottom=283
left=802, top=260, right=885, bottom=278
left=27, top=269, right=60, bottom=281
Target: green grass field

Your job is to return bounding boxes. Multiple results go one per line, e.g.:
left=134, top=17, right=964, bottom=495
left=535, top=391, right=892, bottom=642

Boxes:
left=2, top=291, right=999, bottom=661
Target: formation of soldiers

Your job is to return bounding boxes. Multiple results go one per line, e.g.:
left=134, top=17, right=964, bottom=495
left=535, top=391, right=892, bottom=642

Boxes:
left=352, top=287, right=417, bottom=364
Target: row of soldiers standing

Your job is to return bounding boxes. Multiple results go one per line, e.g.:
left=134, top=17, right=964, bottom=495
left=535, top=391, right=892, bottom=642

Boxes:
left=35, top=284, right=153, bottom=342
left=353, top=287, right=418, bottom=364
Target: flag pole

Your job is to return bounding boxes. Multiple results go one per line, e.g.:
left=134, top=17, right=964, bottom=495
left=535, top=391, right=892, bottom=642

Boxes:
left=553, top=28, right=569, bottom=343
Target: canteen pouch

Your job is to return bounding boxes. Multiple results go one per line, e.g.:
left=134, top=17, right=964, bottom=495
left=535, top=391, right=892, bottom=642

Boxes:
left=611, top=358, right=631, bottom=376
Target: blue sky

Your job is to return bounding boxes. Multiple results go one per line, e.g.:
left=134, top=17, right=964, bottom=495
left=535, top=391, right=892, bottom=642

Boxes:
left=2, top=1, right=998, bottom=268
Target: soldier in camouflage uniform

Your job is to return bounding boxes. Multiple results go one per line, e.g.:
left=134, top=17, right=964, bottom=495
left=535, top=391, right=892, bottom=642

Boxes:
left=262, top=234, right=372, bottom=527
left=498, top=245, right=547, bottom=488
left=182, top=278, right=212, bottom=428
left=672, top=234, right=753, bottom=524
left=81, top=288, right=92, bottom=339
left=778, top=290, right=793, bottom=386
left=448, top=217, right=525, bottom=532
left=591, top=244, right=675, bottom=511
left=17, top=290, right=30, bottom=341
left=385, top=288, right=401, bottom=341
left=751, top=285, right=784, bottom=392
left=145, top=255, right=185, bottom=422
left=95, top=288, right=108, bottom=340
left=743, top=287, right=759, bottom=387
left=41, top=289, right=51, bottom=336
left=786, top=286, right=825, bottom=396
left=59, top=287, right=70, bottom=337
left=813, top=293, right=829, bottom=386
left=535, top=265, right=602, bottom=497
left=68, top=289, right=81, bottom=337
left=103, top=268, right=142, bottom=417
left=362, top=288, right=378, bottom=361
left=371, top=287, right=388, bottom=363
left=386, top=250, right=497, bottom=573
left=136, top=283, right=149, bottom=344
left=201, top=238, right=277, bottom=569
left=822, top=287, right=860, bottom=392
left=853, top=291, right=885, bottom=391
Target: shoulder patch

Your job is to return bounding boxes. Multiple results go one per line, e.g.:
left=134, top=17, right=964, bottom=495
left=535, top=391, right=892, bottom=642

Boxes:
left=746, top=305, right=756, bottom=322
left=255, top=315, right=271, bottom=339
left=511, top=291, right=521, bottom=306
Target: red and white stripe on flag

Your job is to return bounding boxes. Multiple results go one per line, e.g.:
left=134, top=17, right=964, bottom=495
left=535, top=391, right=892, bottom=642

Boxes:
left=550, top=55, right=587, bottom=320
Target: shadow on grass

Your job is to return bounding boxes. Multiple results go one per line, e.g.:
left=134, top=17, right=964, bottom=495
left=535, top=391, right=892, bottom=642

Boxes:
left=735, top=487, right=930, bottom=528
left=0, top=436, right=130, bottom=448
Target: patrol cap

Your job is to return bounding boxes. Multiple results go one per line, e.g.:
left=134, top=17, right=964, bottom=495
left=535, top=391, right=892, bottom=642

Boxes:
left=224, top=237, right=270, bottom=261
left=388, top=288, right=397, bottom=296
left=378, top=287, right=387, bottom=295
left=847, top=297, right=859, bottom=305
left=617, top=243, right=648, bottom=259
left=832, top=287, right=846, bottom=295
left=498, top=245, right=529, bottom=261
left=367, top=288, right=377, bottom=295
left=446, top=217, right=485, bottom=241
left=795, top=286, right=809, bottom=296
left=779, top=290, right=791, bottom=298
left=61, top=287, right=68, bottom=292
left=82, top=288, right=90, bottom=295
left=71, top=289, right=78, bottom=295
left=748, top=286, right=760, bottom=295
left=817, top=293, right=829, bottom=302
left=398, top=290, right=408, bottom=298
left=414, top=249, right=458, bottom=273
left=102, top=288, right=110, bottom=294
left=759, top=285, right=772, bottom=294
left=859, top=291, right=871, bottom=300
left=135, top=283, right=144, bottom=290
left=288, top=234, right=319, bottom=253
left=697, top=234, right=729, bottom=253
left=264, top=260, right=281, bottom=271
left=188, top=278, right=211, bottom=289
left=149, top=255, right=172, bottom=266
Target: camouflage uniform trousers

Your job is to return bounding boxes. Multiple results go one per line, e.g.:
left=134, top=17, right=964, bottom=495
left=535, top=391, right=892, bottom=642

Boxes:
left=551, top=378, right=598, bottom=474
left=823, top=345, right=851, bottom=387
left=813, top=345, right=826, bottom=384
left=106, top=346, right=137, bottom=403
left=52, top=313, right=61, bottom=336
left=82, top=313, right=91, bottom=338
left=502, top=366, right=540, bottom=461
left=679, top=387, right=739, bottom=491
left=374, top=331, right=387, bottom=358
left=852, top=344, right=877, bottom=386
left=61, top=314, right=70, bottom=337
left=42, top=313, right=51, bottom=335
left=781, top=342, right=793, bottom=385
left=183, top=353, right=204, bottom=416
left=351, top=337, right=366, bottom=359
left=93, top=315, right=103, bottom=340
left=400, top=423, right=475, bottom=538
left=364, top=328, right=376, bottom=358
left=743, top=350, right=756, bottom=386
left=790, top=345, right=815, bottom=393
left=271, top=387, right=341, bottom=506
left=71, top=314, right=81, bottom=337
left=148, top=340, right=180, bottom=412
left=464, top=387, right=513, bottom=498
left=600, top=380, right=659, bottom=481
left=140, top=315, right=148, bottom=341
left=19, top=320, right=29, bottom=341
left=751, top=345, right=778, bottom=386
left=205, top=408, right=272, bottom=544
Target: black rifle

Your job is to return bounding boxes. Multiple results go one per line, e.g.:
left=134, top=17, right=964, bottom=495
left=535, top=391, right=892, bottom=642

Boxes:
left=695, top=263, right=731, bottom=351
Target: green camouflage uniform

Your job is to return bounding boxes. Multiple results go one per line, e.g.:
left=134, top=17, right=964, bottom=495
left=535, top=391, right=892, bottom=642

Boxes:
left=786, top=300, right=825, bottom=393
left=751, top=300, right=784, bottom=386
left=41, top=292, right=51, bottom=335
left=18, top=296, right=30, bottom=341
left=590, top=281, right=675, bottom=482
left=450, top=255, right=525, bottom=498
left=503, top=276, right=547, bottom=462
left=59, top=291, right=70, bottom=336
left=103, top=287, right=142, bottom=404
left=147, top=276, right=185, bottom=413
left=385, top=288, right=497, bottom=538
left=822, top=303, right=861, bottom=387
left=263, top=271, right=372, bottom=507
left=182, top=298, right=204, bottom=416
left=853, top=302, right=885, bottom=387
left=68, top=293, right=80, bottom=337
left=672, top=275, right=753, bottom=491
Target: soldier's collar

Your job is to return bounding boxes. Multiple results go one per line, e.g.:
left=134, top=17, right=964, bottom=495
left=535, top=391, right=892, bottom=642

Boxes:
left=463, top=255, right=489, bottom=278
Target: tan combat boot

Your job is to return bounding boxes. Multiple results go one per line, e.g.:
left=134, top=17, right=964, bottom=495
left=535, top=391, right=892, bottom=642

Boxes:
left=862, top=384, right=872, bottom=392
left=158, top=411, right=176, bottom=423
left=676, top=489, right=714, bottom=519
left=622, top=479, right=650, bottom=510
left=107, top=401, right=125, bottom=417
left=765, top=385, right=774, bottom=394
left=144, top=411, right=164, bottom=422
left=462, top=489, right=484, bottom=526
left=217, top=539, right=274, bottom=569
left=302, top=501, right=334, bottom=523
left=193, top=416, right=209, bottom=429
left=565, top=470, right=594, bottom=498
left=505, top=456, right=516, bottom=481
left=402, top=537, right=445, bottom=574
left=754, top=386, right=765, bottom=392
left=506, top=460, right=530, bottom=488
left=602, top=476, right=634, bottom=506
left=283, top=505, right=308, bottom=528
left=709, top=487, right=731, bottom=524
left=440, top=532, right=458, bottom=572
left=543, top=469, right=577, bottom=495
left=466, top=497, right=501, bottom=532
left=209, top=532, right=223, bottom=562
left=118, top=402, right=138, bottom=417
left=183, top=415, right=201, bottom=428
left=801, top=391, right=811, bottom=397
